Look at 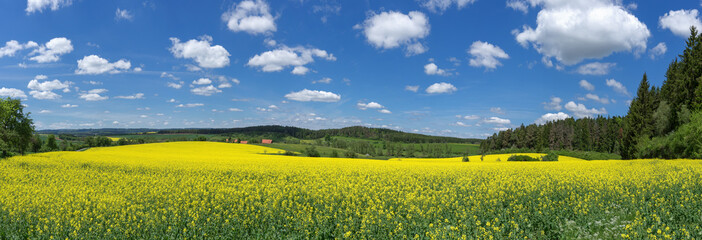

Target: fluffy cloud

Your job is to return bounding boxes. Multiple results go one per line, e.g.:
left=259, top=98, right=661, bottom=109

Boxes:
left=79, top=89, right=109, bottom=101
left=115, top=8, right=133, bottom=21
left=75, top=55, right=131, bottom=74
left=357, top=102, right=384, bottom=110
left=191, top=85, right=222, bottom=96
left=169, top=35, right=230, bottom=68
left=507, top=0, right=529, bottom=14
left=463, top=115, right=480, bottom=120
left=649, top=42, right=667, bottom=59
left=421, top=0, right=476, bottom=13
left=247, top=46, right=335, bottom=73
left=606, top=78, right=629, bottom=96
left=564, top=101, right=607, bottom=118
left=577, top=62, right=615, bottom=75
left=229, top=108, right=243, bottom=112
left=585, top=93, right=609, bottom=104
left=535, top=112, right=570, bottom=124
left=222, top=0, right=276, bottom=35
left=0, top=40, right=38, bottom=58
left=167, top=82, right=183, bottom=89
left=176, top=103, right=204, bottom=108
left=483, top=117, right=511, bottom=125
left=26, top=0, right=71, bottom=14
left=514, top=0, right=650, bottom=65
left=312, top=77, right=332, bottom=84
left=356, top=11, right=430, bottom=56
left=468, top=41, right=509, bottom=69
left=579, top=80, right=595, bottom=91
left=0, top=88, right=27, bottom=99
left=405, top=85, right=420, bottom=92
left=284, top=89, right=341, bottom=102
left=114, top=93, right=144, bottom=99
left=378, top=109, right=392, bottom=114
left=29, top=37, right=73, bottom=63
left=424, top=63, right=449, bottom=76
left=61, top=104, right=78, bottom=108
left=27, top=75, right=71, bottom=100
left=192, top=78, right=212, bottom=85
left=659, top=9, right=702, bottom=38
left=426, top=82, right=457, bottom=94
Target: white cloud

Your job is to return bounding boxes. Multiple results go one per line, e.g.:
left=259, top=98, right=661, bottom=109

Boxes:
left=229, top=108, right=243, bottom=112
left=356, top=11, right=430, bottom=56
left=514, top=0, right=650, bottom=65
left=468, top=41, right=509, bottom=69
left=39, top=110, right=52, bottom=114
left=222, top=0, right=276, bottom=35
left=115, top=8, right=133, bottom=21
left=507, top=0, right=529, bottom=14
left=312, top=77, right=332, bottom=84
left=191, top=85, right=222, bottom=96
left=61, top=104, right=78, bottom=108
left=455, top=121, right=469, bottom=127
left=176, top=103, right=204, bottom=108
left=659, top=9, right=702, bottom=38
left=424, top=63, right=449, bottom=76
left=26, top=0, right=71, bottom=14
left=585, top=93, right=609, bottom=104
left=483, top=117, right=511, bottom=125
left=426, top=82, right=457, bottom=94
left=577, top=62, right=615, bottom=75
left=606, top=78, right=629, bottom=96
left=160, top=72, right=179, bottom=80
left=169, top=35, right=230, bottom=68
left=0, top=40, right=38, bottom=58
left=75, top=55, right=131, bottom=74
left=79, top=89, right=109, bottom=101
left=421, top=0, right=476, bottom=12
left=185, top=64, right=202, bottom=72
left=167, top=82, right=183, bottom=89
left=378, top=109, right=392, bottom=114
left=564, top=101, right=607, bottom=118
left=29, top=37, right=73, bottom=63
left=167, top=99, right=176, bottom=103
left=27, top=75, right=71, bottom=100
left=247, top=46, right=335, bottom=73
left=649, top=42, right=667, bottom=59
left=535, top=112, right=570, bottom=124
left=192, top=78, right=212, bottom=85
left=284, top=89, right=341, bottom=102
left=218, top=82, right=232, bottom=88
left=490, top=107, right=505, bottom=114
left=114, top=93, right=144, bottom=100
left=405, top=85, right=420, bottom=92
left=0, top=88, right=28, bottom=99
left=579, top=80, right=595, bottom=91
left=462, top=115, right=480, bottom=120
left=357, top=102, right=384, bottom=110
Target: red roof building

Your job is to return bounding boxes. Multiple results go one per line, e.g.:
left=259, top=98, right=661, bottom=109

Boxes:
left=261, top=139, right=273, bottom=144
left=240, top=141, right=248, bottom=144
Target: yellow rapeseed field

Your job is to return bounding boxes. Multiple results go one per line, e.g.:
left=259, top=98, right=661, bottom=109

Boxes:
left=1, top=142, right=701, bottom=239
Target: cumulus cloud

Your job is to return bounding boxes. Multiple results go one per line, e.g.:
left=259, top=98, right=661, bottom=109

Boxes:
left=426, top=82, right=457, bottom=94
left=462, top=115, right=480, bottom=120
left=29, top=37, right=73, bottom=63
left=483, top=117, right=511, bottom=125
left=247, top=46, right=335, bottom=73
left=114, top=93, right=144, bottom=100
left=577, top=62, right=615, bottom=75
left=405, top=85, right=420, bottom=92
left=659, top=9, right=702, bottom=38
left=75, top=55, right=131, bottom=74
left=0, top=88, right=28, bottom=99
left=169, top=35, right=230, bottom=68
left=356, top=11, right=430, bottom=56
left=535, top=112, right=570, bottom=124
left=191, top=85, right=222, bottom=96
left=26, top=0, right=71, bottom=14
left=606, top=78, right=629, bottom=96
left=424, top=63, right=449, bottom=76
left=421, top=0, right=476, bottom=13
left=27, top=75, right=71, bottom=100
left=507, top=0, right=529, bottom=14
left=585, top=93, right=609, bottom=104
left=61, top=104, right=78, bottom=108
left=229, top=108, right=243, bottom=112
left=579, top=80, right=595, bottom=91
left=357, top=102, right=384, bottom=110
left=468, top=41, right=509, bottom=69
left=79, top=89, right=109, bottom=101
left=0, top=40, right=38, bottom=58
left=543, top=96, right=563, bottom=110
left=284, top=89, right=340, bottom=102
left=312, top=77, right=332, bottom=84
left=192, top=78, right=212, bottom=85
left=222, top=0, right=276, bottom=35
left=115, top=8, right=133, bottom=21
left=176, top=103, right=204, bottom=108
left=167, top=82, right=183, bottom=89
left=514, top=0, right=650, bottom=65
left=378, top=109, right=392, bottom=114
left=649, top=42, right=667, bottom=59
left=564, top=101, right=607, bottom=118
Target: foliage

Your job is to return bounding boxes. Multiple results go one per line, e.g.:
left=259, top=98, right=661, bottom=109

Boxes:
left=461, top=156, right=470, bottom=162
left=541, top=152, right=559, bottom=162
left=45, top=134, right=58, bottom=151
left=0, top=98, right=34, bottom=156
left=506, top=155, right=540, bottom=162
left=344, top=150, right=356, bottom=158
left=304, top=146, right=320, bottom=157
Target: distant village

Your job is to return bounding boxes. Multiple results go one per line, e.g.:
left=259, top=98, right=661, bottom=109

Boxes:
left=226, top=138, right=273, bottom=144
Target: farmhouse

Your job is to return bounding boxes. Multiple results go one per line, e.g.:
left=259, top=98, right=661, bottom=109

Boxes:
left=240, top=141, right=248, bottom=144
left=261, top=139, right=272, bottom=144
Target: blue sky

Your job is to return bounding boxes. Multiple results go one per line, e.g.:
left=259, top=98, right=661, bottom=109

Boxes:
left=0, top=0, right=701, bottom=138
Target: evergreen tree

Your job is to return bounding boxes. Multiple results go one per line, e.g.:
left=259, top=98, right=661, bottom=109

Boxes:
left=622, top=74, right=655, bottom=159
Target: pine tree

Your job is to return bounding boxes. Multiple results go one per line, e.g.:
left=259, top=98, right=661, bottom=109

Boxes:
left=622, top=74, right=655, bottom=159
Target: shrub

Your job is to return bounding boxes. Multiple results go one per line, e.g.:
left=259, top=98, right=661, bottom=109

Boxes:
left=283, top=150, right=297, bottom=156
left=507, top=155, right=540, bottom=162
left=541, top=152, right=559, bottom=162
left=345, top=150, right=356, bottom=158
left=462, top=156, right=470, bottom=162
left=304, top=146, right=320, bottom=157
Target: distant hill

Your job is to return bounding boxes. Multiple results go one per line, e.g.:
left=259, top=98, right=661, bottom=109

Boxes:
left=39, top=125, right=481, bottom=144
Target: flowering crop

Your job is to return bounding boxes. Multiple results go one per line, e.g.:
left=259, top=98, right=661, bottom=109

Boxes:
left=1, top=142, right=701, bottom=239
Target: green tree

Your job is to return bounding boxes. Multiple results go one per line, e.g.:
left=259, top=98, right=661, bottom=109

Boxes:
left=46, top=134, right=58, bottom=151
left=0, top=98, right=35, bottom=156
left=653, top=101, right=672, bottom=136
left=622, top=74, right=656, bottom=159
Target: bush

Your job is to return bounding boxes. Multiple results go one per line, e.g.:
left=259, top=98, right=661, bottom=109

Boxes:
left=461, top=156, right=470, bottom=162
left=283, top=150, right=297, bottom=156
left=345, top=150, right=356, bottom=158
left=541, top=152, right=559, bottom=162
left=507, top=155, right=540, bottom=162
left=304, top=146, right=320, bottom=157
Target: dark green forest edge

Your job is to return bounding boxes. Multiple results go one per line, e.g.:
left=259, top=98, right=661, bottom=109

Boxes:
left=482, top=27, right=702, bottom=160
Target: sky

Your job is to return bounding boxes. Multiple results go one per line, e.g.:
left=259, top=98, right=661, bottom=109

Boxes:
left=0, top=0, right=701, bottom=138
